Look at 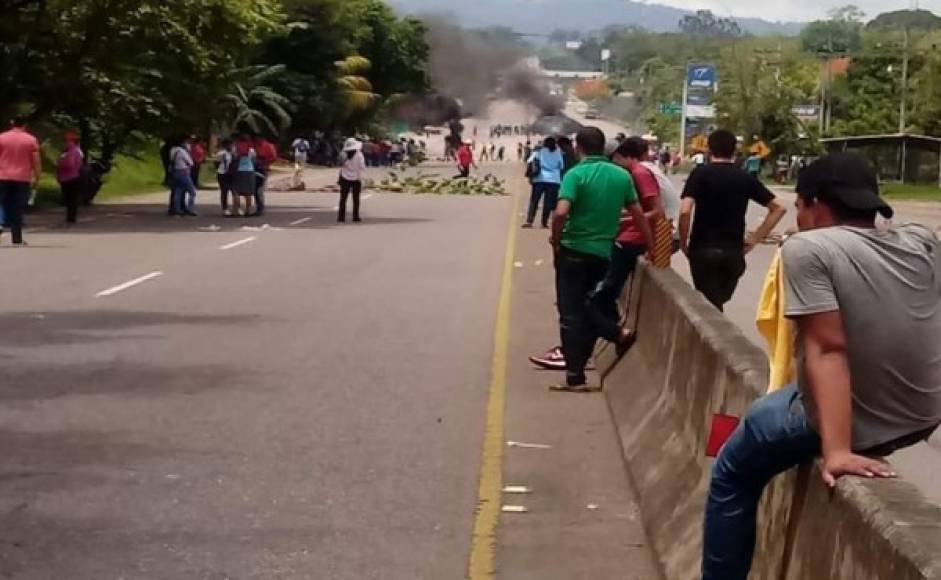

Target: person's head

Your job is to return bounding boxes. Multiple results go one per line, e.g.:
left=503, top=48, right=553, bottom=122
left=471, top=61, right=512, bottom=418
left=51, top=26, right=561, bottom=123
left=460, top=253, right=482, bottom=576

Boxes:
left=557, top=136, right=573, bottom=152
left=575, top=127, right=606, bottom=159
left=611, top=136, right=649, bottom=169
left=220, top=137, right=233, bottom=149
left=794, top=153, right=893, bottom=231
left=707, top=129, right=737, bottom=160
left=63, top=130, right=79, bottom=145
left=543, top=136, right=557, bottom=152
left=10, top=115, right=27, bottom=128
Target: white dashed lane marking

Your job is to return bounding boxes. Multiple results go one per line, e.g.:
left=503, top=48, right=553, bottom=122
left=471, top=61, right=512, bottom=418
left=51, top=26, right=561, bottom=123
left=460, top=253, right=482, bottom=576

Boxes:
left=96, top=271, right=164, bottom=297
left=219, top=236, right=257, bottom=251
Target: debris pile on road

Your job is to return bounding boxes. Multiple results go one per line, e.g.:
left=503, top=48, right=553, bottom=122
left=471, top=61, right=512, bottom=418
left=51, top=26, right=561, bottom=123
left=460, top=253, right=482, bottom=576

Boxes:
left=370, top=171, right=509, bottom=195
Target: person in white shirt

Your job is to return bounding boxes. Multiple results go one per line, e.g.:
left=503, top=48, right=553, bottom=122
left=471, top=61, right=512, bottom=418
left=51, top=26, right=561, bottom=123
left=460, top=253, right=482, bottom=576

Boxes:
left=169, top=137, right=198, bottom=216
left=291, top=137, right=310, bottom=189
left=338, top=138, right=366, bottom=223
left=692, top=151, right=706, bottom=166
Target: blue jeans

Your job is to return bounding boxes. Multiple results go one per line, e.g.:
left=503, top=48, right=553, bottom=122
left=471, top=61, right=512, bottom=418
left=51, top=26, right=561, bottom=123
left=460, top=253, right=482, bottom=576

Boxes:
left=172, top=171, right=197, bottom=213
left=527, top=182, right=560, bottom=227
left=702, top=385, right=820, bottom=580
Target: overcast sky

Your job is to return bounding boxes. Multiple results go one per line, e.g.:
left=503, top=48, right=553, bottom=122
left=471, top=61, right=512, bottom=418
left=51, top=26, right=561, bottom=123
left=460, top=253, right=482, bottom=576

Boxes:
left=652, top=0, right=936, bottom=22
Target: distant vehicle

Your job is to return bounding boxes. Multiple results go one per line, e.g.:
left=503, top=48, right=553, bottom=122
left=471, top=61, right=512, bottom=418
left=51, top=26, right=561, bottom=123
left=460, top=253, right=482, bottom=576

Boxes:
left=585, top=109, right=600, bottom=120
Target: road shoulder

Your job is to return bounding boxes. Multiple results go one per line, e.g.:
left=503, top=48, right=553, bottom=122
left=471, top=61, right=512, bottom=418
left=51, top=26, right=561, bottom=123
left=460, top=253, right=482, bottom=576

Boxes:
left=495, top=182, right=661, bottom=579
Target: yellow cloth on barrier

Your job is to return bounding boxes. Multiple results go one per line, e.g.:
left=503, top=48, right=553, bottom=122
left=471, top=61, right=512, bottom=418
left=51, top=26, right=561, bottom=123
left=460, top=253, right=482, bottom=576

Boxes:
left=756, top=249, right=796, bottom=393
left=650, top=216, right=673, bottom=269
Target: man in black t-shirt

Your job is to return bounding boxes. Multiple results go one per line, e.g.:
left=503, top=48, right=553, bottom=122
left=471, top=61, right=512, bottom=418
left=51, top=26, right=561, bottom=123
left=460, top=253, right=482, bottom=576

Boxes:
left=679, top=130, right=786, bottom=311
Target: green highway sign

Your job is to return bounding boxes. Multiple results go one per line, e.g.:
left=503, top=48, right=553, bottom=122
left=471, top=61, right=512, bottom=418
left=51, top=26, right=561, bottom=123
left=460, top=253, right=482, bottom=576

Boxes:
left=658, top=102, right=682, bottom=115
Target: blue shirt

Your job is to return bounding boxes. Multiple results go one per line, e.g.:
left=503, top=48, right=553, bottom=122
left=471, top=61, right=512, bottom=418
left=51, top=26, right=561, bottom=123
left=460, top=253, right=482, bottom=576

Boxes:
left=536, top=147, right=564, bottom=184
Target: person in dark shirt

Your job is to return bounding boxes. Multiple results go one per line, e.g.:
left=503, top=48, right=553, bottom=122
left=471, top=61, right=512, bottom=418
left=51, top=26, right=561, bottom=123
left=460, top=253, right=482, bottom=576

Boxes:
left=678, top=129, right=786, bottom=311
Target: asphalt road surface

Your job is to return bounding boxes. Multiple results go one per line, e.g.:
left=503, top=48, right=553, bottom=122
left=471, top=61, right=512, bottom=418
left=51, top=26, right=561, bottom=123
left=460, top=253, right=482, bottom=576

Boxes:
left=0, top=130, right=663, bottom=580
left=0, top=167, right=515, bottom=578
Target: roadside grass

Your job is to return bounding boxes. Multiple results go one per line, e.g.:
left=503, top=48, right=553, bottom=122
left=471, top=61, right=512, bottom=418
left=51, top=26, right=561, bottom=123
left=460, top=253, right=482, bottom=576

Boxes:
left=881, top=183, right=941, bottom=202
left=33, top=144, right=218, bottom=208
left=761, top=177, right=941, bottom=203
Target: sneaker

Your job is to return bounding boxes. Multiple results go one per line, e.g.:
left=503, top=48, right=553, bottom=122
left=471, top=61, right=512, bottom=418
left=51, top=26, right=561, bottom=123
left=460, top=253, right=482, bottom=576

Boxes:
left=352, top=217, right=362, bottom=223
left=184, top=210, right=198, bottom=217
left=521, top=223, right=533, bottom=229
left=224, top=209, right=233, bottom=217
left=529, top=347, right=566, bottom=370
left=529, top=347, right=595, bottom=371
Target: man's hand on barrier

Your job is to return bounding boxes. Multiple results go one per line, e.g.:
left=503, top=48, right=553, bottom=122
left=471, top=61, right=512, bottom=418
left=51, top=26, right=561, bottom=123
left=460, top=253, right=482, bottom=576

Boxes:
left=822, top=451, right=896, bottom=488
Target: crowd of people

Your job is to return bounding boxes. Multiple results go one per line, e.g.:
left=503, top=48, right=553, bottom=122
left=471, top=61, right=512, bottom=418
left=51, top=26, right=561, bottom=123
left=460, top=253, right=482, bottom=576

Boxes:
left=523, top=123, right=940, bottom=580
left=158, top=131, right=425, bottom=220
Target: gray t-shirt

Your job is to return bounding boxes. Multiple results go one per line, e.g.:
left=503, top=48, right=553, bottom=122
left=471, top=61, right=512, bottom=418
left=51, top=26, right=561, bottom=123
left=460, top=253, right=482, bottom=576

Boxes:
left=783, top=224, right=941, bottom=451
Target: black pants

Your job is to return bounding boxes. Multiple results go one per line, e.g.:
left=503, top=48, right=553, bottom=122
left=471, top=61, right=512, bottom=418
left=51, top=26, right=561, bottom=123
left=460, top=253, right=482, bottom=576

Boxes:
left=61, top=178, right=83, bottom=223
left=338, top=178, right=361, bottom=221
left=689, top=245, right=746, bottom=311
left=218, top=174, right=231, bottom=210
left=0, top=180, right=29, bottom=244
left=555, top=246, right=612, bottom=386
left=454, top=166, right=470, bottom=179
left=254, top=169, right=268, bottom=215
left=191, top=163, right=202, bottom=188
left=591, top=242, right=645, bottom=334
left=527, top=182, right=560, bottom=227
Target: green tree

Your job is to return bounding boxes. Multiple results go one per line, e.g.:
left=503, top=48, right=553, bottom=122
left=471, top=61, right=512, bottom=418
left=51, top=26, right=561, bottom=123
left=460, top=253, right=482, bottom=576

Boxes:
left=828, top=5, right=866, bottom=22
left=678, top=10, right=742, bottom=39
left=336, top=56, right=381, bottom=111
left=223, top=65, right=292, bottom=136
left=715, top=39, right=819, bottom=154
left=1, top=0, right=284, bottom=164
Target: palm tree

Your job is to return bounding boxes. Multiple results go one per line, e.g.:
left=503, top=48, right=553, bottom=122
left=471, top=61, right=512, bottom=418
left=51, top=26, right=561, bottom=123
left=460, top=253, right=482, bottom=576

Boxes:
left=223, top=64, right=292, bottom=136
left=335, top=56, right=380, bottom=111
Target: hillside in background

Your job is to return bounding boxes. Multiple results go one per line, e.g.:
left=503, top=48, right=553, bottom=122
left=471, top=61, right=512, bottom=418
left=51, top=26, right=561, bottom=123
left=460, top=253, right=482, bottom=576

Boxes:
left=388, top=0, right=804, bottom=36
left=867, top=9, right=941, bottom=31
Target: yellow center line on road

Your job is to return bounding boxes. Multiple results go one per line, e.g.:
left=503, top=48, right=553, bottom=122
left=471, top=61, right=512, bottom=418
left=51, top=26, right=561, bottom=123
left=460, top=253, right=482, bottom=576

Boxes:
left=467, top=194, right=519, bottom=580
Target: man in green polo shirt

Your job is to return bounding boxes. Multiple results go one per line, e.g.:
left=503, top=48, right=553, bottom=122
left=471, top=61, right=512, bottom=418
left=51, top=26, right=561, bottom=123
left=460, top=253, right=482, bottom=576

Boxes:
left=549, top=127, right=655, bottom=391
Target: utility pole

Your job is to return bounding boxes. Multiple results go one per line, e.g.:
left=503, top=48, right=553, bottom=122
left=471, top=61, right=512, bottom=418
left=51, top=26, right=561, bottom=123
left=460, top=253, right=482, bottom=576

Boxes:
left=900, top=27, right=910, bottom=134
left=679, top=67, right=689, bottom=159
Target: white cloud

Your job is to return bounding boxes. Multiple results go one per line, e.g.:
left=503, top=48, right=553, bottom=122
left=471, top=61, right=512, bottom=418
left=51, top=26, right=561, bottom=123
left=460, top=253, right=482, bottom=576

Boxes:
left=652, top=0, right=941, bottom=22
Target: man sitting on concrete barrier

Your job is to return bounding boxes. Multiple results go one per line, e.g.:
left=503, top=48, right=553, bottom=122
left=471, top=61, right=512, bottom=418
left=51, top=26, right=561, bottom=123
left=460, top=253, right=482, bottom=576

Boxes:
left=679, top=129, right=786, bottom=311
left=702, top=153, right=941, bottom=579
left=548, top=127, right=654, bottom=392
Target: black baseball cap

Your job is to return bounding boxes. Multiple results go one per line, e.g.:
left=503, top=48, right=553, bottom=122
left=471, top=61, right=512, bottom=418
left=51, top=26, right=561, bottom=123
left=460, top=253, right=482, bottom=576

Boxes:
left=796, top=153, right=894, bottom=219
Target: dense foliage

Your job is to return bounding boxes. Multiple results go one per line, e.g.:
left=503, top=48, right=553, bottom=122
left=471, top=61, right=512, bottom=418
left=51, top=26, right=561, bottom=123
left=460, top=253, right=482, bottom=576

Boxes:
left=1, top=0, right=429, bottom=166
left=585, top=6, right=941, bottom=155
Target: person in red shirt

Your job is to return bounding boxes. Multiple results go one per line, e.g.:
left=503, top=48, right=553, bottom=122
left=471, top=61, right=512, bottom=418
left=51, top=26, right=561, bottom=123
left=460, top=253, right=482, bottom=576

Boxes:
left=0, top=117, right=41, bottom=246
left=189, top=136, right=206, bottom=189
left=603, top=137, right=664, bottom=305
left=56, top=130, right=85, bottom=224
left=252, top=136, right=278, bottom=217
left=455, top=141, right=476, bottom=179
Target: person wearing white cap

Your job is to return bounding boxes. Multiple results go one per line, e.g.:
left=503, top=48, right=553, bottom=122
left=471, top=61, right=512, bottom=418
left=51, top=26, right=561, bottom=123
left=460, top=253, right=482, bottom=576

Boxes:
left=338, top=138, right=366, bottom=222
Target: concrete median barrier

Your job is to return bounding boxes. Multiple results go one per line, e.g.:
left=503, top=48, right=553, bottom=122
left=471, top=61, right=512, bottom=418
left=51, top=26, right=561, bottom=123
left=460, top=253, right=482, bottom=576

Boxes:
left=602, top=263, right=941, bottom=580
